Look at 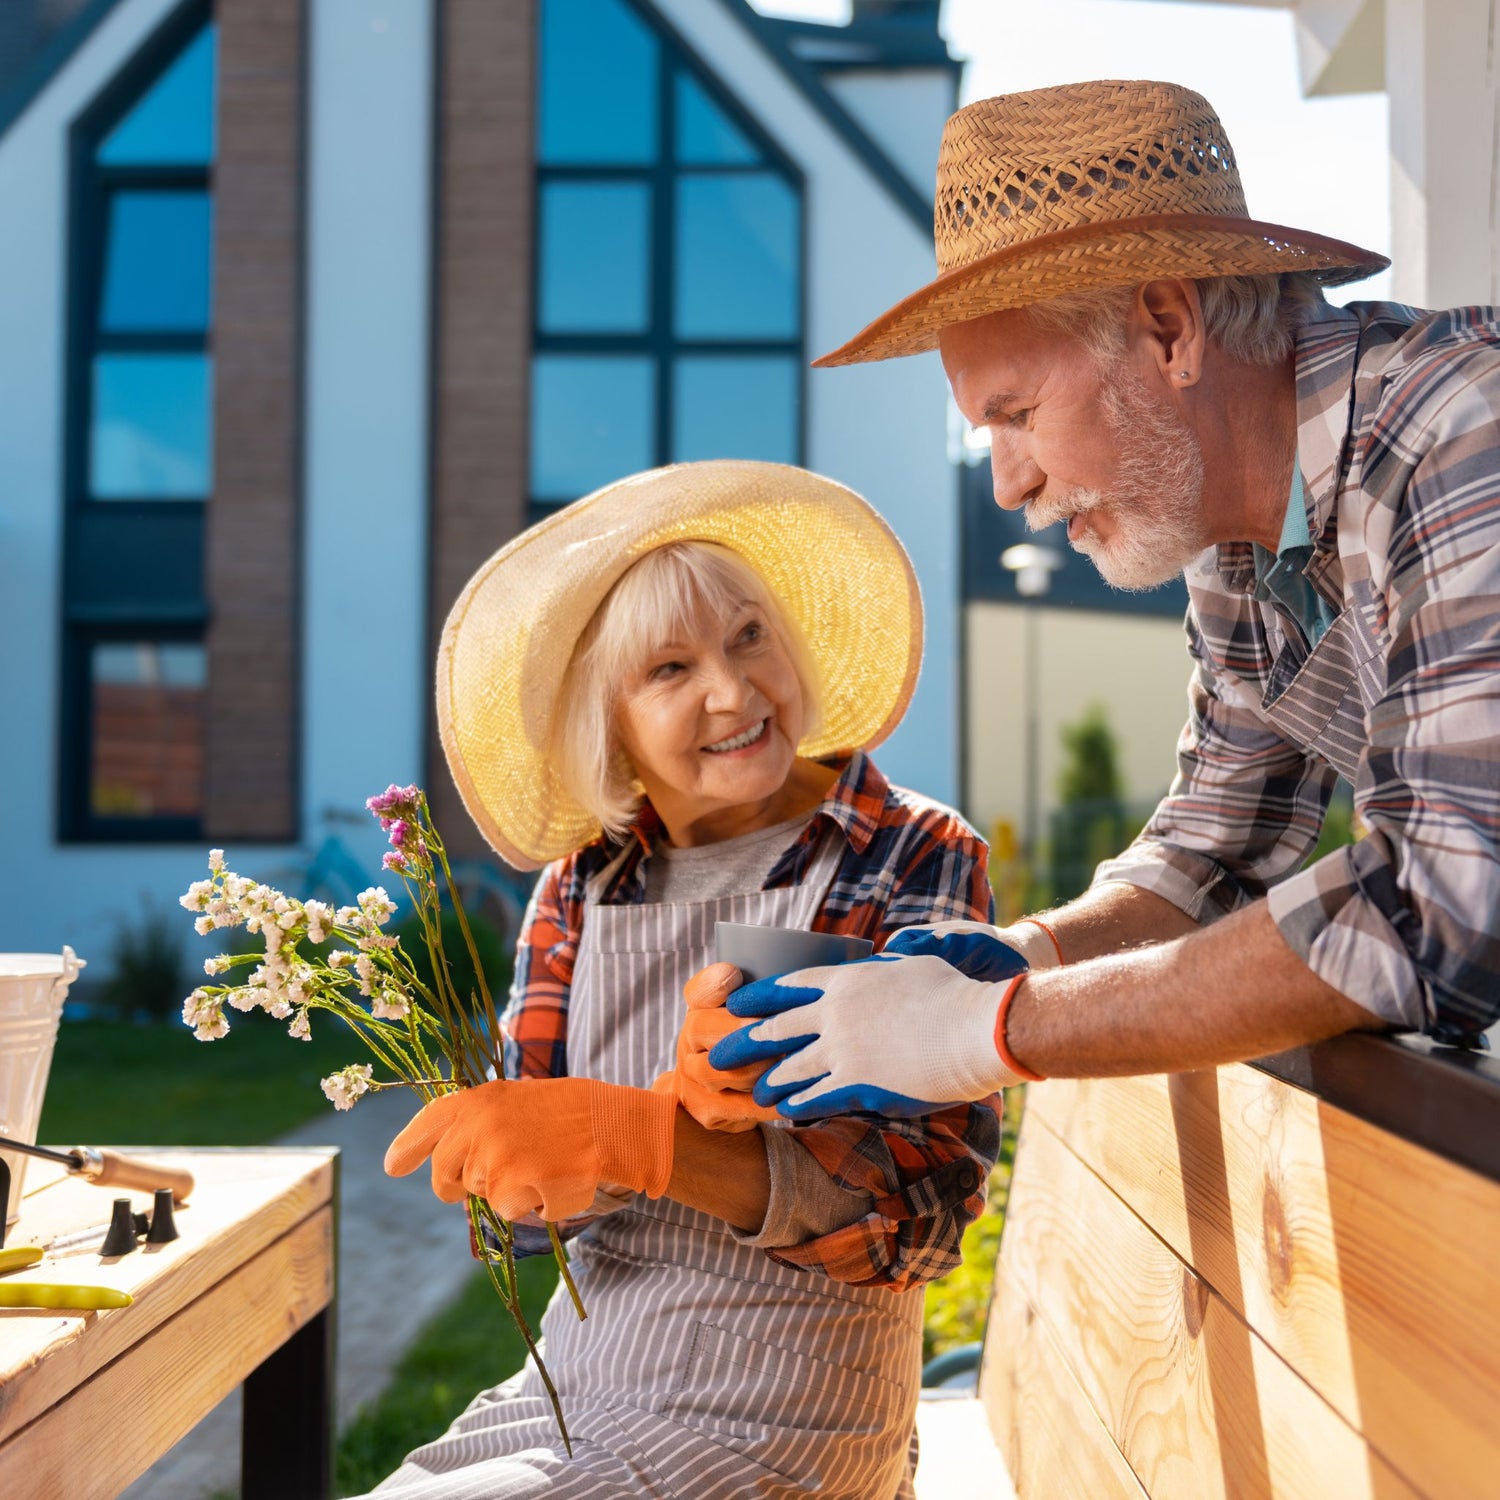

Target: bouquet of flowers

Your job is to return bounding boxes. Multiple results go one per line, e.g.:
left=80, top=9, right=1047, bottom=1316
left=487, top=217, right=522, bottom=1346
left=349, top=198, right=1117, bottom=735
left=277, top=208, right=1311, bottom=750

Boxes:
left=178, top=784, right=580, bottom=1446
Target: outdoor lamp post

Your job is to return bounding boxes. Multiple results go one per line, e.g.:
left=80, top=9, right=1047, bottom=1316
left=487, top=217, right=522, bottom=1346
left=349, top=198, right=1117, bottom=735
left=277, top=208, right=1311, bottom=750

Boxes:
left=1000, top=543, right=1063, bottom=864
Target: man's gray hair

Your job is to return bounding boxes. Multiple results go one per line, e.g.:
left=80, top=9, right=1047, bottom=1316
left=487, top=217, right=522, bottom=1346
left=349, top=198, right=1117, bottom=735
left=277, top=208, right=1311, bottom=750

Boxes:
left=1026, top=272, right=1328, bottom=367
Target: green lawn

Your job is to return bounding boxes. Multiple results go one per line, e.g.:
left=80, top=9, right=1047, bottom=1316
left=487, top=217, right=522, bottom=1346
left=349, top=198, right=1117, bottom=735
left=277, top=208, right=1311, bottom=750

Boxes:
left=39, top=1016, right=362, bottom=1146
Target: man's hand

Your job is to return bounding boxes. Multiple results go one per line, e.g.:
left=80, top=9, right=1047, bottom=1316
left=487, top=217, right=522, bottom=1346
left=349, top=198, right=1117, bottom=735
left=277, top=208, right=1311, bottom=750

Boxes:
left=883, top=919, right=1040, bottom=977
left=384, top=1077, right=676, bottom=1220
left=710, top=935, right=1029, bottom=1120
left=653, top=962, right=778, bottom=1132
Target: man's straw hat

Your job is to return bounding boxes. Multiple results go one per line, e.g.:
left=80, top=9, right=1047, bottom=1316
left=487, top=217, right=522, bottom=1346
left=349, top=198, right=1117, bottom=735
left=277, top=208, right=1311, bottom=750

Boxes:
left=437, top=461, right=923, bottom=870
left=816, top=80, right=1389, bottom=367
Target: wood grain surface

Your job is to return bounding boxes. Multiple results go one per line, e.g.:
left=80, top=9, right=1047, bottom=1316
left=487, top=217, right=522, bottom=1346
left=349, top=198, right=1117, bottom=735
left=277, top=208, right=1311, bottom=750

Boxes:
left=988, top=1110, right=1425, bottom=1500
left=1023, top=1066, right=1500, bottom=1498
left=0, top=1207, right=331, bottom=1499
left=983, top=1260, right=1149, bottom=1499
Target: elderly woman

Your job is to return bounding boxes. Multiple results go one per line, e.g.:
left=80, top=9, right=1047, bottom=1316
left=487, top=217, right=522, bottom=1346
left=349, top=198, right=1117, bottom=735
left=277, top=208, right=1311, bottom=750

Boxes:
left=376, top=461, right=1001, bottom=1500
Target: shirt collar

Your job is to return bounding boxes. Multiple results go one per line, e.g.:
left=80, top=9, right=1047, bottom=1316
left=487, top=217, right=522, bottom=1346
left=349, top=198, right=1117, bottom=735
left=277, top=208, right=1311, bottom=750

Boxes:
left=1215, top=301, right=1363, bottom=594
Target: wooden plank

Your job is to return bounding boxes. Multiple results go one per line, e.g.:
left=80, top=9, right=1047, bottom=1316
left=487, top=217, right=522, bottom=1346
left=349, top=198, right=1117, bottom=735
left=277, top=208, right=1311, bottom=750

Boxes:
left=0, top=1207, right=332, bottom=1500
left=981, top=1261, right=1148, bottom=1500
left=996, top=1115, right=1423, bottom=1500
left=0, top=1148, right=333, bottom=1439
left=1025, top=1067, right=1500, bottom=1498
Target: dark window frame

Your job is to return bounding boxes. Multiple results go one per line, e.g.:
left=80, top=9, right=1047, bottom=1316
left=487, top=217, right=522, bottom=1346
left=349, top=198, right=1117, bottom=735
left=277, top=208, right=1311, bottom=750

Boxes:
left=530, top=0, right=808, bottom=521
left=59, top=0, right=214, bottom=844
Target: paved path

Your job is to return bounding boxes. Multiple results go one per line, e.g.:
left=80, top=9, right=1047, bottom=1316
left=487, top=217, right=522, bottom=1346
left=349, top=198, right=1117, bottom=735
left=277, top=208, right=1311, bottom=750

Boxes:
left=121, top=1090, right=476, bottom=1500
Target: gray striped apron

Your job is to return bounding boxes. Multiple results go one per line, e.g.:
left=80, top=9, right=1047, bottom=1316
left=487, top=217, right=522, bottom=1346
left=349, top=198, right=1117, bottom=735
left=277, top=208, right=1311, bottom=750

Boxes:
left=374, top=831, right=922, bottom=1499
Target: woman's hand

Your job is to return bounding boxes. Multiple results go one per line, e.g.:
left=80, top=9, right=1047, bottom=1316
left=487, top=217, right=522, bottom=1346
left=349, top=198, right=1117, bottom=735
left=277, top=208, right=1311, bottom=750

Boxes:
left=654, top=962, right=779, bottom=1132
left=384, top=1077, right=677, bottom=1221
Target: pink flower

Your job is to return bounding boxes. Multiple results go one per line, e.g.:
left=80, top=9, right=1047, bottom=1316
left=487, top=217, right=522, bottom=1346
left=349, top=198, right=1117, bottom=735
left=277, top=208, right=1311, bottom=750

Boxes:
left=366, top=783, right=424, bottom=823
left=382, top=849, right=408, bottom=872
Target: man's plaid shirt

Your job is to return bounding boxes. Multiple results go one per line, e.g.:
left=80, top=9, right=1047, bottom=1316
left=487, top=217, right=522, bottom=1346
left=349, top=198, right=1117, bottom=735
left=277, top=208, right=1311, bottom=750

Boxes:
left=1099, top=300, right=1500, bottom=1039
left=503, top=750, right=999, bottom=1290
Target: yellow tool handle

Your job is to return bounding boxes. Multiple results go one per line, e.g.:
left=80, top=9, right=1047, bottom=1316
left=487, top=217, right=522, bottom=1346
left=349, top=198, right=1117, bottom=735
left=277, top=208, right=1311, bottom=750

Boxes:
left=73, top=1148, right=194, bottom=1203
left=0, top=1282, right=132, bottom=1310
left=0, top=1246, right=44, bottom=1275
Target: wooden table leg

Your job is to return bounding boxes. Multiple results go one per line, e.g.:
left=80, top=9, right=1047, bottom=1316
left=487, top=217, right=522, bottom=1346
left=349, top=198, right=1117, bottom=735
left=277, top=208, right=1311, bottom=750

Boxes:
left=242, top=1306, right=335, bottom=1499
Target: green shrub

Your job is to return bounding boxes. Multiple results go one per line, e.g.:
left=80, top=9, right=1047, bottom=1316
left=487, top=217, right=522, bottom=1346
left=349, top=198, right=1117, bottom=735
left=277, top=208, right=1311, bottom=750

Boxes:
left=393, top=907, right=513, bottom=1015
left=100, top=902, right=186, bottom=1021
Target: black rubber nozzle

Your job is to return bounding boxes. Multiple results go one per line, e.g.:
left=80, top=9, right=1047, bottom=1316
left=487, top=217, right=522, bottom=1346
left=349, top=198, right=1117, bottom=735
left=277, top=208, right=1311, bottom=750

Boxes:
left=99, top=1197, right=140, bottom=1257
left=145, top=1187, right=179, bottom=1244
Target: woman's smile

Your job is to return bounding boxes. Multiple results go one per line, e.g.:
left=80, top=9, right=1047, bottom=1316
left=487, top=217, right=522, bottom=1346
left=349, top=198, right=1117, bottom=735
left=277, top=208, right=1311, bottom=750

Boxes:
left=702, top=718, right=770, bottom=756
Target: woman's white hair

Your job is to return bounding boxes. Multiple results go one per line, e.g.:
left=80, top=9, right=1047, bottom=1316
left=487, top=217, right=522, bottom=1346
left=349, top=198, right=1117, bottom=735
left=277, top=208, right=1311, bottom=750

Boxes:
left=1025, top=271, right=1329, bottom=368
left=551, top=541, right=821, bottom=841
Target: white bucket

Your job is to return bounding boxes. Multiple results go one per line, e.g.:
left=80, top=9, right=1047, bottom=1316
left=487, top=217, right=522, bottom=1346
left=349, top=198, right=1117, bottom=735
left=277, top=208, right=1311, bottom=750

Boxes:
left=0, top=948, right=87, bottom=1227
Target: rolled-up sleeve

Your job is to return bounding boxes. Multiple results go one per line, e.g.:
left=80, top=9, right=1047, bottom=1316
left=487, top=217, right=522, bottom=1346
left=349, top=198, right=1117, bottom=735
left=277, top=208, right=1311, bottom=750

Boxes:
left=751, top=819, right=1001, bottom=1292
left=1269, top=375, right=1500, bottom=1037
left=1103, top=360, right=1500, bottom=1038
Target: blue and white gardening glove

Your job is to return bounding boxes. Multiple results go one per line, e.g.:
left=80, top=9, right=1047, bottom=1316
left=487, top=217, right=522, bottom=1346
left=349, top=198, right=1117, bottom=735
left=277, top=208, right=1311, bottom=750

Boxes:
left=709, top=922, right=1033, bottom=1120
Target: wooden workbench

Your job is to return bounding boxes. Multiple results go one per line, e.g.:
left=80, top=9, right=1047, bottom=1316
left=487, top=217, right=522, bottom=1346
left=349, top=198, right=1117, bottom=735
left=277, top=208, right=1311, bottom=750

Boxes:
left=0, top=1146, right=337, bottom=1500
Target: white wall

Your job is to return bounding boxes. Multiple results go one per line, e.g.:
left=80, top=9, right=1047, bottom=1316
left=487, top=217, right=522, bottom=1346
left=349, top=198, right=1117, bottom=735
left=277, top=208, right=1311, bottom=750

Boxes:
left=1385, top=0, right=1498, bottom=306
left=656, top=0, right=962, bottom=808
left=301, top=0, right=432, bottom=872
left=964, top=603, right=1193, bottom=843
left=821, top=68, right=953, bottom=197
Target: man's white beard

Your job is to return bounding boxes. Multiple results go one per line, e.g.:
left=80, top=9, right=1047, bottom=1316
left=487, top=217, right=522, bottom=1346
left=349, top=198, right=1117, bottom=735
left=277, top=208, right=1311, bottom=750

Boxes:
left=1027, top=366, right=1209, bottom=591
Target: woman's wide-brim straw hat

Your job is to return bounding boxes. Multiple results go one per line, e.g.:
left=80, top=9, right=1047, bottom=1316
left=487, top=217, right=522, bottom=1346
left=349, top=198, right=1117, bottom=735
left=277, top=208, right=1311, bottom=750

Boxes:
left=437, top=461, right=923, bottom=870
left=815, top=79, right=1389, bottom=367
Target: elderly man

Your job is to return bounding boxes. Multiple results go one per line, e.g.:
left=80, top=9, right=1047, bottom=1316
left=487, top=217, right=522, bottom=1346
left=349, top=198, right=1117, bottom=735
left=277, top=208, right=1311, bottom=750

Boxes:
left=709, top=80, right=1500, bottom=1118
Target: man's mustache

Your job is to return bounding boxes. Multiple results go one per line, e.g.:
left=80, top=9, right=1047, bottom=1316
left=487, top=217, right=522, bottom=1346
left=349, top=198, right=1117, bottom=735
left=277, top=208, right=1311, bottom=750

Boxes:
left=1025, top=487, right=1104, bottom=533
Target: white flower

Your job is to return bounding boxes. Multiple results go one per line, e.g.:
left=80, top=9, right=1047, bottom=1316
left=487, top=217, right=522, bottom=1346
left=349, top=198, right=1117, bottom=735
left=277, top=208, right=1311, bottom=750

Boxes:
left=180, top=880, right=214, bottom=912
left=278, top=908, right=300, bottom=931
left=354, top=954, right=375, bottom=996
left=265, top=995, right=293, bottom=1019
left=194, top=915, right=214, bottom=936
left=328, top=950, right=357, bottom=970
left=288, top=1009, right=311, bottom=1040
left=305, top=900, right=334, bottom=944
left=336, top=906, right=360, bottom=927
left=321, top=1063, right=373, bottom=1111
left=227, top=986, right=260, bottom=1013
left=371, top=987, right=410, bottom=1021
left=208, top=848, right=225, bottom=872
left=357, top=887, right=397, bottom=926
left=204, top=954, right=232, bottom=976
left=182, top=989, right=228, bottom=1041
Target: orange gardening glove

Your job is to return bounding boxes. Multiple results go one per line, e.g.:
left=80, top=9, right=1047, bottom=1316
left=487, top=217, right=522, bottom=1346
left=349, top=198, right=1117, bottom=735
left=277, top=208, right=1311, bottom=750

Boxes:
left=653, top=962, right=779, bottom=1134
left=384, top=1077, right=677, bottom=1222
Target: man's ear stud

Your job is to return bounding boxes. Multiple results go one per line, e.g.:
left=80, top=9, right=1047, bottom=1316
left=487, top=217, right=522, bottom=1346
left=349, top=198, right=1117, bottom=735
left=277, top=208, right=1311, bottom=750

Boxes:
left=1178, top=371, right=1191, bottom=381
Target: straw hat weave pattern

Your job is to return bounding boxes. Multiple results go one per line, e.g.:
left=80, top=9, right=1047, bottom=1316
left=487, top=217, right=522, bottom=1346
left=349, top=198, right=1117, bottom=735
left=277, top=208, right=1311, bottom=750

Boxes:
left=437, top=462, right=922, bottom=871
left=816, top=81, right=1388, bottom=366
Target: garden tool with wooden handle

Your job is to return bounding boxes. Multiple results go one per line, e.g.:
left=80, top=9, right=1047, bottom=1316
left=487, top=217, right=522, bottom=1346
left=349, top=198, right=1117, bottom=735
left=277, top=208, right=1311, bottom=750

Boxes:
left=0, top=1134, right=194, bottom=1202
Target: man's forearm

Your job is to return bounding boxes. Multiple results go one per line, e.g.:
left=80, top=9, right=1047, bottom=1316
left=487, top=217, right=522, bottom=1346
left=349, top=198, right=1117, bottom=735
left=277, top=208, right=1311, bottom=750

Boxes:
left=1023, top=880, right=1200, bottom=965
left=1007, top=899, right=1382, bottom=1077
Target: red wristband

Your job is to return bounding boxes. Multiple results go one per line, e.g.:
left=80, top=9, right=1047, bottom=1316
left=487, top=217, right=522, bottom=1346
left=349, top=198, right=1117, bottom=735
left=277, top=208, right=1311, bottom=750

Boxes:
left=1018, top=917, right=1065, bottom=967
left=993, top=974, right=1046, bottom=1082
